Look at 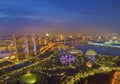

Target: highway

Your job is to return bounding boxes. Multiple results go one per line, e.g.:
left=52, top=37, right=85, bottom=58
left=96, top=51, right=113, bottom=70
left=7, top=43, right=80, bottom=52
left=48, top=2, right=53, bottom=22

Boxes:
left=0, top=42, right=55, bottom=83
left=0, top=61, right=34, bottom=75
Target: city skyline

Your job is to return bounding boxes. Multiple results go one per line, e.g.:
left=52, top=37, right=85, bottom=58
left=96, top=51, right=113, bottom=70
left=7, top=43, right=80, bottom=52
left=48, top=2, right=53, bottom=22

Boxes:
left=0, top=0, right=120, bottom=35
left=0, top=1, right=120, bottom=83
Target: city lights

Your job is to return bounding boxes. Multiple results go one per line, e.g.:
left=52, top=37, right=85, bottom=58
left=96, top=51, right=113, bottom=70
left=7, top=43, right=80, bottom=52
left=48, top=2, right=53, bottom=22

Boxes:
left=0, top=0, right=120, bottom=84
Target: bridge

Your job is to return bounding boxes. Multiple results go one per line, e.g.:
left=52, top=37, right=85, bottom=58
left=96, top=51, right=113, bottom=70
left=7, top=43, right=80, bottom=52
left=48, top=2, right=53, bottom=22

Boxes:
left=0, top=42, right=55, bottom=83
left=1, top=57, right=120, bottom=84
left=0, top=40, right=120, bottom=84
left=40, top=42, right=55, bottom=54
left=0, top=51, right=55, bottom=83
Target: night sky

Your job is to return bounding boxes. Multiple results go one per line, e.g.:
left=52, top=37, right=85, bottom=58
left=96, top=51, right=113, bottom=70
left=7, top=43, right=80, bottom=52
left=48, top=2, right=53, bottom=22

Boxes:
left=0, top=0, right=120, bottom=35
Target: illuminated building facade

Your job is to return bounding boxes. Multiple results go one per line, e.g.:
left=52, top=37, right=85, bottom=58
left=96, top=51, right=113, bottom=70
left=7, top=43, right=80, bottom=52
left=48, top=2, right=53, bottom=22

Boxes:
left=12, top=34, right=39, bottom=60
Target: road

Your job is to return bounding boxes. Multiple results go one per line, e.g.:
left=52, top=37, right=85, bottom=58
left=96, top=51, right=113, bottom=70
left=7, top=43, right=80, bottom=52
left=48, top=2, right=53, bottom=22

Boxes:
left=0, top=42, right=55, bottom=83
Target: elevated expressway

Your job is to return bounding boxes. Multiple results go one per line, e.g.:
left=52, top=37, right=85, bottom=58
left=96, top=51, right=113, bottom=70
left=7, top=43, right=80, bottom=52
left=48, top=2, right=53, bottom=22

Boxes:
left=0, top=42, right=120, bottom=84
left=0, top=42, right=55, bottom=83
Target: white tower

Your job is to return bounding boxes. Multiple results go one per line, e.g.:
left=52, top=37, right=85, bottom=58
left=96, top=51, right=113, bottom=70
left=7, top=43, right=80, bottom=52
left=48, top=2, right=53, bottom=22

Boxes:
left=25, top=36, right=29, bottom=58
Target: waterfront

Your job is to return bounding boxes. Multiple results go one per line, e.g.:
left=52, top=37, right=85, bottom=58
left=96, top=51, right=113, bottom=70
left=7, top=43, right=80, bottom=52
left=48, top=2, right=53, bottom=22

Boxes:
left=75, top=44, right=120, bottom=56
left=0, top=0, right=120, bottom=84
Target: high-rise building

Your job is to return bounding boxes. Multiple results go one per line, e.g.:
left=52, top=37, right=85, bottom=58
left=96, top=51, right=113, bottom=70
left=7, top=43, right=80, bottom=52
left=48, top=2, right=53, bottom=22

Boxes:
left=12, top=34, right=40, bottom=60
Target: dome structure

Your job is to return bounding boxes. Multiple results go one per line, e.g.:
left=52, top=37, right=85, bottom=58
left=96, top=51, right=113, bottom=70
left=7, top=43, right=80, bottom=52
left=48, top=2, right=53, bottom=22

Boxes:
left=85, top=49, right=97, bottom=56
left=67, top=49, right=83, bottom=55
left=20, top=73, right=37, bottom=84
